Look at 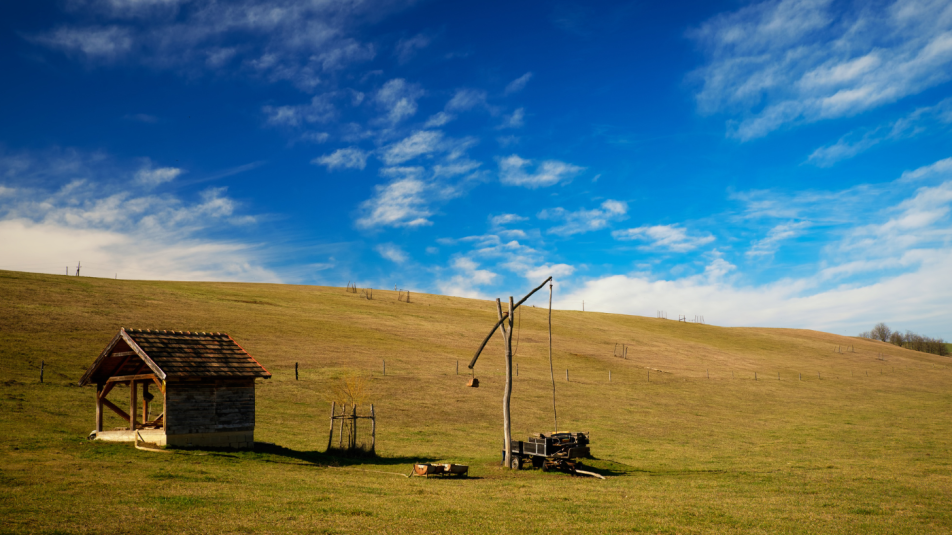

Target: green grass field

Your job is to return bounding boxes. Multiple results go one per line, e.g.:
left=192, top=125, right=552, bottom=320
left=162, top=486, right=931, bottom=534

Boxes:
left=2, top=269, right=951, bottom=534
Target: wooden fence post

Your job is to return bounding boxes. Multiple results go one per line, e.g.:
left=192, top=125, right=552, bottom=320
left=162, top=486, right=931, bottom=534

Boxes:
left=370, top=404, right=376, bottom=454
left=40, top=361, right=44, bottom=383
left=338, top=403, right=346, bottom=448
left=327, top=402, right=336, bottom=451
left=295, top=362, right=298, bottom=381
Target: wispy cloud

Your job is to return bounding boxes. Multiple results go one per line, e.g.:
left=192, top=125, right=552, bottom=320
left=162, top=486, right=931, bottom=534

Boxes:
left=808, top=97, right=952, bottom=166
left=498, top=154, right=584, bottom=188
left=900, top=157, right=952, bottom=182
left=445, top=88, right=487, bottom=112
left=540, top=200, right=628, bottom=236
left=355, top=168, right=433, bottom=229
left=612, top=224, right=715, bottom=252
left=504, top=72, right=533, bottom=95
left=0, top=148, right=278, bottom=282
left=312, top=147, right=369, bottom=171
left=380, top=130, right=444, bottom=165
left=263, top=94, right=336, bottom=127
left=394, top=33, right=431, bottom=64
left=691, top=0, right=952, bottom=140
left=134, top=162, right=183, bottom=187
left=498, top=108, right=525, bottom=129
left=490, top=213, right=528, bottom=227
left=374, top=78, right=425, bottom=124
left=29, top=0, right=398, bottom=91
left=746, top=220, right=809, bottom=256
left=375, top=243, right=409, bottom=263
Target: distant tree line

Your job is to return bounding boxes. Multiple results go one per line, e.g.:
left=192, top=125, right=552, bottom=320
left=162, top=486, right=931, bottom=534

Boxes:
left=858, top=322, right=948, bottom=356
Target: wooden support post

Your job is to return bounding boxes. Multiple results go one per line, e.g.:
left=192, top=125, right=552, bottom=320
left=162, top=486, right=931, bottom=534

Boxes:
left=350, top=405, right=357, bottom=450
left=129, top=380, right=137, bottom=430
left=95, top=383, right=104, bottom=432
left=162, top=382, right=167, bottom=431
left=370, top=404, right=376, bottom=454
left=142, top=382, right=149, bottom=423
left=295, top=362, right=299, bottom=380
left=327, top=402, right=336, bottom=451
left=338, top=404, right=346, bottom=449
left=566, top=369, right=569, bottom=381
left=40, top=361, right=44, bottom=383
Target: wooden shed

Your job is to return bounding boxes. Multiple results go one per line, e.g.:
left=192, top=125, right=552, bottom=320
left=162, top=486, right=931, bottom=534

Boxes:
left=79, top=328, right=271, bottom=449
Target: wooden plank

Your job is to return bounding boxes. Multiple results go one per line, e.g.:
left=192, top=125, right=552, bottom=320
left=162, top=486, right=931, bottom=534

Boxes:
left=107, top=373, right=158, bottom=383
left=142, top=382, right=149, bottom=423
left=78, top=331, right=125, bottom=386
left=119, top=331, right=167, bottom=381
left=109, top=351, right=138, bottom=358
left=101, top=397, right=129, bottom=421
left=469, top=276, right=552, bottom=369
left=95, top=384, right=103, bottom=432
left=98, top=381, right=117, bottom=400
left=129, top=380, right=137, bottom=430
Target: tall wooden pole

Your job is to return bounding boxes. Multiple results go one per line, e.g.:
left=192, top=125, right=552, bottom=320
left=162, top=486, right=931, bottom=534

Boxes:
left=548, top=282, right=557, bottom=432
left=497, top=298, right=514, bottom=468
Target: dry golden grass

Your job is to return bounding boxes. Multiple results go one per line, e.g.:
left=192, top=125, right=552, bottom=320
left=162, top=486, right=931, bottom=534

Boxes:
left=1, top=269, right=951, bottom=534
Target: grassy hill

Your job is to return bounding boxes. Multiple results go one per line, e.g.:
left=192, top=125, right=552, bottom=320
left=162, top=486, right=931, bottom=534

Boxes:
left=1, top=269, right=950, bottom=534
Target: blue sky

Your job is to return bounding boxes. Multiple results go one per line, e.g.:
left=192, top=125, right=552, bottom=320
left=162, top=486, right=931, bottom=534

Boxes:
left=1, top=0, right=951, bottom=338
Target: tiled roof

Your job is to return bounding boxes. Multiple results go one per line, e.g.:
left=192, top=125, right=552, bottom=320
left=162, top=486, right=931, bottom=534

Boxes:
left=123, top=328, right=271, bottom=379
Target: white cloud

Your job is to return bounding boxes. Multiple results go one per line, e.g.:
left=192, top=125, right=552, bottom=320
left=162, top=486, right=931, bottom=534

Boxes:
left=498, top=154, right=584, bottom=188
left=301, top=131, right=330, bottom=144
left=556, top=248, right=952, bottom=337
left=375, top=78, right=425, bottom=124
left=263, top=94, right=336, bottom=127
left=900, top=157, right=952, bottom=182
left=30, top=0, right=392, bottom=90
left=808, top=97, right=952, bottom=166
left=380, top=130, right=444, bottom=165
left=490, top=213, right=528, bottom=227
left=540, top=200, right=628, bottom=236
left=32, top=26, right=133, bottom=61
left=0, top=151, right=278, bottom=282
left=312, top=147, right=369, bottom=171
left=612, top=224, right=715, bottom=252
left=746, top=221, right=809, bottom=256
left=134, top=164, right=182, bottom=187
left=525, top=263, right=574, bottom=281
left=375, top=243, right=409, bottom=263
left=355, top=173, right=433, bottom=229
left=691, top=0, right=952, bottom=140
left=395, top=33, right=431, bottom=64
left=504, top=72, right=533, bottom=95
left=499, top=108, right=525, bottom=129
left=424, top=111, right=454, bottom=128
left=437, top=256, right=497, bottom=298
left=445, top=88, right=487, bottom=111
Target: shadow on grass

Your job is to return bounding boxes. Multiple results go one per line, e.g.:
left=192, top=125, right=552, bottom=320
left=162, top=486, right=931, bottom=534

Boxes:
left=249, top=442, right=440, bottom=470
left=579, top=456, right=728, bottom=478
